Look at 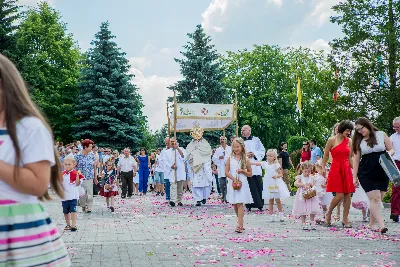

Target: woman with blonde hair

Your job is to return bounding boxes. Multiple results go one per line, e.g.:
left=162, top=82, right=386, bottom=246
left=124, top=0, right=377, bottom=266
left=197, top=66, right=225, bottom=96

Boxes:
left=0, top=54, right=71, bottom=265
left=225, top=138, right=253, bottom=233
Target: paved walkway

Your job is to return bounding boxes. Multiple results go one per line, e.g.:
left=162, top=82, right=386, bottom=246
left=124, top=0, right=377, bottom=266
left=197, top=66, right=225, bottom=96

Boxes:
left=44, top=192, right=400, bottom=267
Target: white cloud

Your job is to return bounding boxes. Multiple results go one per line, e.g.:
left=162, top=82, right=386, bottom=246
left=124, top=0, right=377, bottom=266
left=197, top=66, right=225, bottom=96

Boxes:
left=201, top=0, right=228, bottom=33
left=129, top=57, right=152, bottom=70
left=307, top=0, right=340, bottom=26
left=143, top=40, right=156, bottom=53
left=129, top=62, right=181, bottom=131
left=267, top=0, right=283, bottom=7
left=160, top=48, right=172, bottom=55
left=310, top=39, right=331, bottom=53
left=213, top=26, right=224, bottom=32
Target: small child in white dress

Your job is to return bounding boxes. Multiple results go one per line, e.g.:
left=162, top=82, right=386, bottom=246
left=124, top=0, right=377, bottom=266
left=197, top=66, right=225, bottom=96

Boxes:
left=314, top=162, right=333, bottom=223
left=225, top=138, right=253, bottom=233
left=252, top=149, right=290, bottom=222
left=351, top=185, right=370, bottom=222
left=292, top=161, right=321, bottom=230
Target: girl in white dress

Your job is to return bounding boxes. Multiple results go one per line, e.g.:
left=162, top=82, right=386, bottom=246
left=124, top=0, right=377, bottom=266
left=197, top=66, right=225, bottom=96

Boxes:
left=225, top=138, right=253, bottom=233
left=292, top=162, right=321, bottom=230
left=314, top=162, right=333, bottom=223
left=252, top=149, right=290, bottom=222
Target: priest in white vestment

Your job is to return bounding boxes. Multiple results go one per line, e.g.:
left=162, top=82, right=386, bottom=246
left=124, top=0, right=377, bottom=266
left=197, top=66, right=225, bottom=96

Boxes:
left=186, top=125, right=213, bottom=206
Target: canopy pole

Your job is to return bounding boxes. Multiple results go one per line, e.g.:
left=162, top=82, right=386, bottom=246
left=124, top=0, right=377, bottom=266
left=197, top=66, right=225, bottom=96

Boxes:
left=167, top=102, right=171, bottom=138
left=173, top=91, right=177, bottom=183
left=235, top=91, right=239, bottom=137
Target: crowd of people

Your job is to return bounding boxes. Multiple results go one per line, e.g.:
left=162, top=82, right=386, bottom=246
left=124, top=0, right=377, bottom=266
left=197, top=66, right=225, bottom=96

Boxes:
left=1, top=53, right=400, bottom=266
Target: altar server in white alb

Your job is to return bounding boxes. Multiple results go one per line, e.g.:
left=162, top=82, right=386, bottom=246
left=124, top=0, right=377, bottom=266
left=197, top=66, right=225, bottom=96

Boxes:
left=186, top=125, right=214, bottom=206
left=164, top=138, right=187, bottom=207
left=212, top=136, right=232, bottom=203
left=241, top=125, right=266, bottom=211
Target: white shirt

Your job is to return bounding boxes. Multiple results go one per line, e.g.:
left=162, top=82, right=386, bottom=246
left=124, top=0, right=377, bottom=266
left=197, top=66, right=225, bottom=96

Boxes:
left=390, top=132, right=400, bottom=161
left=0, top=117, right=55, bottom=203
left=119, top=155, right=135, bottom=172
left=361, top=131, right=385, bottom=155
left=164, top=147, right=187, bottom=181
left=212, top=145, right=232, bottom=178
left=244, top=136, right=265, bottom=176
left=61, top=172, right=79, bottom=201
left=155, top=148, right=168, bottom=173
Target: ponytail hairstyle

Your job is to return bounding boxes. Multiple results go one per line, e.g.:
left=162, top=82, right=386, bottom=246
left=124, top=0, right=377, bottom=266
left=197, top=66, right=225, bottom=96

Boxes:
left=0, top=54, right=64, bottom=200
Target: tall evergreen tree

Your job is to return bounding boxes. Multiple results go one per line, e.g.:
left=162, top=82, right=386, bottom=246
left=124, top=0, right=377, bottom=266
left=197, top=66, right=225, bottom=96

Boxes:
left=74, top=22, right=145, bottom=151
left=0, top=0, right=20, bottom=61
left=169, top=24, right=230, bottom=146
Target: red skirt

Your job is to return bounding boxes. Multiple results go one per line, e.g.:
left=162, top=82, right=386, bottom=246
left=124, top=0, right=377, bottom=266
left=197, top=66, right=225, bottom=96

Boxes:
left=99, top=185, right=119, bottom=197
left=326, top=160, right=355, bottom=194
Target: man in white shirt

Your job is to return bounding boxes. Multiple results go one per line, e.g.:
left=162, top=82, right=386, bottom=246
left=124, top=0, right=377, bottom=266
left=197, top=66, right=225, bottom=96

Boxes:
left=117, top=148, right=137, bottom=198
left=242, top=125, right=265, bottom=211
left=212, top=136, right=231, bottom=203
left=390, top=116, right=400, bottom=222
left=164, top=138, right=186, bottom=207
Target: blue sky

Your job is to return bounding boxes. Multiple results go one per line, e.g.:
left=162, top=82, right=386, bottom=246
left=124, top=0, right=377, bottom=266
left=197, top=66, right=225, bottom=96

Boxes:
left=21, top=0, right=342, bottom=131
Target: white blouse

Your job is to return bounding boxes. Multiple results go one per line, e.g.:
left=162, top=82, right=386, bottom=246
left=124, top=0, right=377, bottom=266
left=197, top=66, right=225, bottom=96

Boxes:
left=360, top=131, right=386, bottom=155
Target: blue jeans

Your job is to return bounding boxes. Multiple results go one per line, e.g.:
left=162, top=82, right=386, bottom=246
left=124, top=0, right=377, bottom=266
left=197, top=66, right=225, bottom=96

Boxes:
left=138, top=168, right=150, bottom=194
left=165, top=179, right=171, bottom=200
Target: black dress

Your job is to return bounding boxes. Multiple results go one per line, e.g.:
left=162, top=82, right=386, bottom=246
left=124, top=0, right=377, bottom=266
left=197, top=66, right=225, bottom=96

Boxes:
left=358, top=131, right=389, bottom=193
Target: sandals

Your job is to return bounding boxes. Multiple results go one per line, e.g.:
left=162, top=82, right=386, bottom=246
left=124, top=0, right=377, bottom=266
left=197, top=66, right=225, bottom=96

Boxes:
left=235, top=226, right=243, bottom=233
left=341, top=222, right=353, bottom=228
left=325, top=213, right=332, bottom=227
left=64, top=225, right=71, bottom=231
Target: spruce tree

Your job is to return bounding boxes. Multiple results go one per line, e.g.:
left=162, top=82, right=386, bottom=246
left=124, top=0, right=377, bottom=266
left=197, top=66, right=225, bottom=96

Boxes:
left=74, top=22, right=145, bottom=151
left=169, top=24, right=231, bottom=147
left=0, top=0, right=19, bottom=61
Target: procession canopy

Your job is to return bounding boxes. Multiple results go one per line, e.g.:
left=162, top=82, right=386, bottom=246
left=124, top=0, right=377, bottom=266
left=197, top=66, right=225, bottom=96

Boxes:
left=170, top=103, right=236, bottom=132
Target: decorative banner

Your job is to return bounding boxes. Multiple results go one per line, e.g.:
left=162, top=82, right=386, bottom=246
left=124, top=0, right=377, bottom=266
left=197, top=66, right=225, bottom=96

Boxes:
left=170, top=103, right=236, bottom=132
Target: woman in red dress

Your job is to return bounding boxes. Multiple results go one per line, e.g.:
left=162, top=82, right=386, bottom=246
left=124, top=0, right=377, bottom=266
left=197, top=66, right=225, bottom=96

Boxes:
left=322, top=120, right=355, bottom=227
left=300, top=141, right=311, bottom=162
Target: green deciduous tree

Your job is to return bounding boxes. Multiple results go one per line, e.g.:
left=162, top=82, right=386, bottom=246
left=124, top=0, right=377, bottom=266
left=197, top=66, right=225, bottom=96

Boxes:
left=330, top=0, right=400, bottom=132
left=169, top=24, right=230, bottom=147
left=15, top=2, right=81, bottom=141
left=74, top=22, right=145, bottom=151
left=222, top=45, right=341, bottom=150
left=0, top=0, right=20, bottom=62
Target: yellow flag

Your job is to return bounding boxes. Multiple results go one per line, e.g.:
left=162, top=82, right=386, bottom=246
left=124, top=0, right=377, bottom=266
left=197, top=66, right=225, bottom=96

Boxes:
left=296, top=77, right=302, bottom=114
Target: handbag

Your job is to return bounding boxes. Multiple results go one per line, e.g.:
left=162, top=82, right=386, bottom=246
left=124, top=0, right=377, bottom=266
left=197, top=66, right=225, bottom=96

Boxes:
left=232, top=174, right=242, bottom=191
left=379, top=151, right=400, bottom=186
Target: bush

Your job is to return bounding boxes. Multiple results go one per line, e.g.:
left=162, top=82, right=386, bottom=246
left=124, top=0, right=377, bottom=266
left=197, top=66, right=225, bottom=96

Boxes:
left=383, top=182, right=392, bottom=203
left=288, top=168, right=298, bottom=193
left=290, top=150, right=301, bottom=170
left=287, top=135, right=309, bottom=153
